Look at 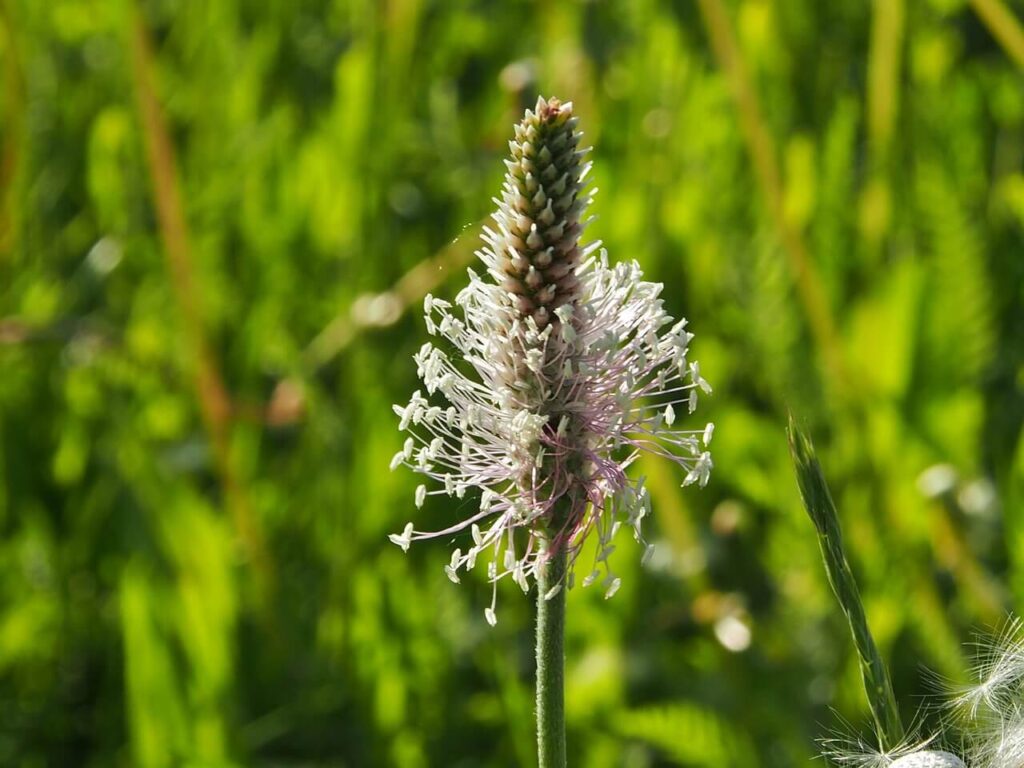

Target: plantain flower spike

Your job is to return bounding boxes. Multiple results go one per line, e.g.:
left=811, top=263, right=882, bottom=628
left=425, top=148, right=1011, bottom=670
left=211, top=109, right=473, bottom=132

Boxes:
left=389, top=96, right=713, bottom=625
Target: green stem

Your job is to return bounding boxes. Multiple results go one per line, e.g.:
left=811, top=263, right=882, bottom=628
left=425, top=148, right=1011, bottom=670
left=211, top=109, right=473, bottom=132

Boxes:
left=536, top=545, right=567, bottom=768
left=788, top=414, right=905, bottom=751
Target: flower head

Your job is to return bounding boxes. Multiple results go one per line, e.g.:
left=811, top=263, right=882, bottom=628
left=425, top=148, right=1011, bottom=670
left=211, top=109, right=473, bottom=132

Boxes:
left=888, top=753, right=966, bottom=768
left=818, top=617, right=1024, bottom=768
left=390, top=96, right=712, bottom=623
left=821, top=731, right=964, bottom=768
left=952, top=617, right=1024, bottom=768
left=953, top=617, right=1024, bottom=720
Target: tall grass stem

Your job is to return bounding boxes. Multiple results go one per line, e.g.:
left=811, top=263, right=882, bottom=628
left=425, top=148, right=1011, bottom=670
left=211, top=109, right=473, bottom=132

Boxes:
left=788, top=414, right=905, bottom=751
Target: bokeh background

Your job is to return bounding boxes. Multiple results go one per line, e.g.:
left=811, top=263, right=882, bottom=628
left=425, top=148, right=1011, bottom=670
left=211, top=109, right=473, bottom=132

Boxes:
left=1, top=0, right=1023, bottom=765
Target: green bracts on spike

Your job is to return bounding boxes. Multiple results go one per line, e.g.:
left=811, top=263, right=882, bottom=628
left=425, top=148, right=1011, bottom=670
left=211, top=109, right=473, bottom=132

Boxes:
left=787, top=415, right=905, bottom=752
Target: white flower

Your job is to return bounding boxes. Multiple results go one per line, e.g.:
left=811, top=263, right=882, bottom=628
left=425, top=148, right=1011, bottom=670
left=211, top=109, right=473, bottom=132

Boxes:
left=389, top=97, right=712, bottom=623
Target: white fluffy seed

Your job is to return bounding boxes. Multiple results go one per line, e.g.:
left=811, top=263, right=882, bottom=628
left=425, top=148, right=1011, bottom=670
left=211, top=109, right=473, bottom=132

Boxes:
left=889, top=752, right=965, bottom=768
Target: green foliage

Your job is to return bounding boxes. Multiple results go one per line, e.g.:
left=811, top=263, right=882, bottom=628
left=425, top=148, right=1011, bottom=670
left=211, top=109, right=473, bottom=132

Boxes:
left=616, top=704, right=758, bottom=767
left=0, top=0, right=1022, bottom=766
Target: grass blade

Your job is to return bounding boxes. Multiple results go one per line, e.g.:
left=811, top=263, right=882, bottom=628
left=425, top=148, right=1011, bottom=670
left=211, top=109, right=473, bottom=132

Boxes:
left=788, top=413, right=905, bottom=751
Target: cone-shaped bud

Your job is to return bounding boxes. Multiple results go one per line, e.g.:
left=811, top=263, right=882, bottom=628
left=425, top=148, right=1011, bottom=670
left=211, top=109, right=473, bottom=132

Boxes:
left=490, top=97, right=589, bottom=328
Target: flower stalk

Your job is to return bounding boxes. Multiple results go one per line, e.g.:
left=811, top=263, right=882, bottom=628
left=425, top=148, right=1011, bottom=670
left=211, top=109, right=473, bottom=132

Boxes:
left=535, top=545, right=567, bottom=768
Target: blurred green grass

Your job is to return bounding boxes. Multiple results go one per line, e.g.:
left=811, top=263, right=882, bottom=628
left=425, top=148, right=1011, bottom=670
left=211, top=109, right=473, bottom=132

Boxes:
left=0, top=0, right=1022, bottom=765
